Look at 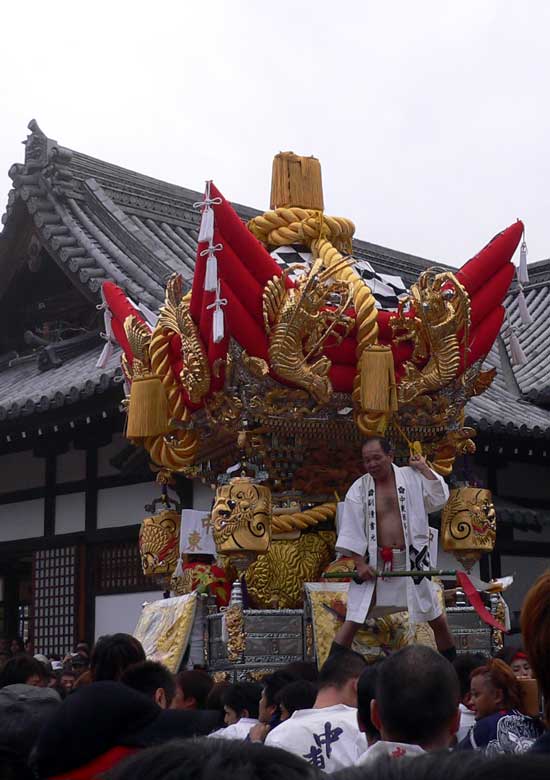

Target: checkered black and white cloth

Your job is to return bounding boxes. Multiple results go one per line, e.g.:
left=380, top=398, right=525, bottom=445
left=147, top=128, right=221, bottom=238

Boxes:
left=270, top=246, right=408, bottom=310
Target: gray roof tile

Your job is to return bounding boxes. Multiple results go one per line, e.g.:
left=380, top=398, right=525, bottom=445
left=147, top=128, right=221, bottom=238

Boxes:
left=0, top=345, right=122, bottom=423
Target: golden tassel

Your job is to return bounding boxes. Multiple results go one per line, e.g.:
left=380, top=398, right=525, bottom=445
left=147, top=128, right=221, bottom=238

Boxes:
left=270, top=152, right=324, bottom=211
left=126, top=373, right=169, bottom=437
left=360, top=344, right=398, bottom=413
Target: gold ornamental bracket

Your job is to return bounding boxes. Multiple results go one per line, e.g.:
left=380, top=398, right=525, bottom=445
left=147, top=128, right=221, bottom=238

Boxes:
left=441, top=487, right=497, bottom=571
left=139, top=508, right=181, bottom=577
left=212, top=476, right=272, bottom=556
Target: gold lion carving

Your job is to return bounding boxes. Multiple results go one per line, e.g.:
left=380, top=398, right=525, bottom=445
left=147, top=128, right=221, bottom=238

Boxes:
left=245, top=532, right=335, bottom=609
left=441, top=487, right=496, bottom=570
left=212, top=477, right=272, bottom=554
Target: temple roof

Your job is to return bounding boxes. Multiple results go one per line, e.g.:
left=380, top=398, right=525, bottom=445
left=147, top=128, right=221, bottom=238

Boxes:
left=0, top=343, right=122, bottom=424
left=0, top=120, right=549, bottom=441
left=498, top=260, right=550, bottom=403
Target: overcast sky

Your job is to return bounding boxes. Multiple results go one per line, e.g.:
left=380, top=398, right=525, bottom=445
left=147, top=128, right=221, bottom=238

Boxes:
left=1, top=1, right=549, bottom=268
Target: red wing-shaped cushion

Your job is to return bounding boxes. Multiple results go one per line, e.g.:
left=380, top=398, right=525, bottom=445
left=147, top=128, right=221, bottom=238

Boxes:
left=101, top=281, right=145, bottom=366
left=190, top=185, right=287, bottom=394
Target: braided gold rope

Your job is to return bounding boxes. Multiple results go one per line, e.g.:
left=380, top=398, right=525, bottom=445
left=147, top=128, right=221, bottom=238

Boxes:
left=248, top=207, right=385, bottom=436
left=248, top=208, right=354, bottom=252
left=144, top=323, right=198, bottom=470
left=272, top=502, right=336, bottom=533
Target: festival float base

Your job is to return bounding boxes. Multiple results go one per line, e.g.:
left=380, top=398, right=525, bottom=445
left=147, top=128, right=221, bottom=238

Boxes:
left=109, top=152, right=521, bottom=671
left=136, top=582, right=507, bottom=677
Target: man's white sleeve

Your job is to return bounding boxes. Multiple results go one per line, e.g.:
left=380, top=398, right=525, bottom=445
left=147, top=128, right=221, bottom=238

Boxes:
left=420, top=470, right=450, bottom=513
left=335, top=486, right=367, bottom=557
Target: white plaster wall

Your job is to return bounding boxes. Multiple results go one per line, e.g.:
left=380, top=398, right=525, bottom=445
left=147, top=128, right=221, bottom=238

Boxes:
left=192, top=482, right=215, bottom=511
left=55, top=492, right=85, bottom=535
left=0, top=450, right=44, bottom=494
left=0, top=498, right=44, bottom=541
left=94, top=590, right=164, bottom=640
left=97, top=482, right=155, bottom=529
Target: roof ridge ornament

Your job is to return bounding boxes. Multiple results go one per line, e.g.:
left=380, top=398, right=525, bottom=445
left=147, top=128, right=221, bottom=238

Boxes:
left=23, top=119, right=54, bottom=170
left=23, top=119, right=72, bottom=171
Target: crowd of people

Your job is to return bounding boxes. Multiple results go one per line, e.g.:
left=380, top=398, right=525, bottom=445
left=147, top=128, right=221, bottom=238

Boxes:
left=0, top=573, right=548, bottom=779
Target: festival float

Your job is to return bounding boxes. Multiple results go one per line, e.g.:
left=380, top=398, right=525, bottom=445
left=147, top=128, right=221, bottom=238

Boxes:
left=101, top=153, right=521, bottom=674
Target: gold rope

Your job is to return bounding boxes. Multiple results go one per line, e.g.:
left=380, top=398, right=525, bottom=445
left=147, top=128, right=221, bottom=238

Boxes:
left=248, top=207, right=385, bottom=436
left=272, top=502, right=337, bottom=533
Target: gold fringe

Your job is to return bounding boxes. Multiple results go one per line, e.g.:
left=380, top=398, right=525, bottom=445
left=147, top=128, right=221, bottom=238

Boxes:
left=270, top=152, right=324, bottom=211
left=360, top=344, right=398, bottom=413
left=127, top=374, right=169, bottom=437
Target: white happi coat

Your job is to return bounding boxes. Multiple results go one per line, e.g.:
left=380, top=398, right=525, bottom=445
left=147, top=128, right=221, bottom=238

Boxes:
left=265, top=704, right=366, bottom=772
left=209, top=717, right=259, bottom=740
left=356, top=740, right=425, bottom=765
left=336, top=464, right=449, bottom=624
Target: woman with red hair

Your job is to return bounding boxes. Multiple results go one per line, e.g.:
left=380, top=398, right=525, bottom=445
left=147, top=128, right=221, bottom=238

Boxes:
left=457, top=658, right=542, bottom=754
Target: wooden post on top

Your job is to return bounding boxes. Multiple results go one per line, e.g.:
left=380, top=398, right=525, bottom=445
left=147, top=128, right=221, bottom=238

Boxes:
left=270, top=152, right=324, bottom=210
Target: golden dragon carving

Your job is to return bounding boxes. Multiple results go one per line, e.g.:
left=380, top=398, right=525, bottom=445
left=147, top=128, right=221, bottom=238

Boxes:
left=123, top=315, right=152, bottom=377
left=156, top=274, right=210, bottom=404
left=262, top=261, right=353, bottom=404
left=391, top=270, right=471, bottom=405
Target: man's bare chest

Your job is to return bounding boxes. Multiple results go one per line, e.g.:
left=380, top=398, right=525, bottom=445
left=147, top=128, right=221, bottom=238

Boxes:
left=375, top=485, right=400, bottom=516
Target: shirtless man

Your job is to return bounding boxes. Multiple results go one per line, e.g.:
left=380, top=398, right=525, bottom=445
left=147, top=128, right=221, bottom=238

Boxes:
left=334, top=437, right=455, bottom=659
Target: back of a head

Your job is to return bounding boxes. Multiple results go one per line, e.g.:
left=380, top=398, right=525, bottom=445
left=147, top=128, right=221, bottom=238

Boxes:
left=32, top=681, right=160, bottom=779
left=521, top=571, right=550, bottom=721
left=91, top=634, right=146, bottom=682
left=0, top=747, right=36, bottom=780
left=104, top=737, right=319, bottom=780
left=121, top=661, right=176, bottom=707
left=0, top=656, right=45, bottom=688
left=262, top=670, right=298, bottom=707
left=472, top=753, right=550, bottom=780
left=206, top=681, right=231, bottom=716
left=375, top=645, right=459, bottom=746
left=357, top=663, right=381, bottom=741
left=470, top=658, right=522, bottom=711
left=453, top=653, right=486, bottom=699
left=280, top=661, right=319, bottom=682
left=176, top=670, right=213, bottom=710
left=222, top=682, right=262, bottom=720
left=0, top=685, right=61, bottom=760
left=332, top=750, right=485, bottom=780
left=277, top=680, right=317, bottom=717
left=318, top=648, right=367, bottom=690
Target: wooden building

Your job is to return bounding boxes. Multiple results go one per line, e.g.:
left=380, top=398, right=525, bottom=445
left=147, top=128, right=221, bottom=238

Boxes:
left=0, top=121, right=548, bottom=652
